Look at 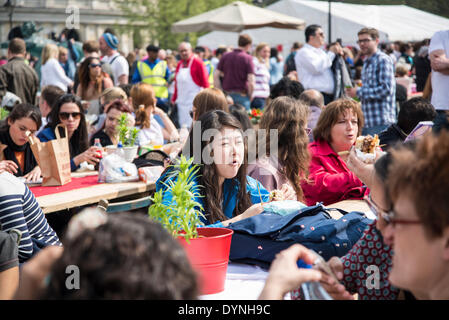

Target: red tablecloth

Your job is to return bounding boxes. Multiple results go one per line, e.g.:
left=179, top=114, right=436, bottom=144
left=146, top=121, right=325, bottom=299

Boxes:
left=30, top=175, right=101, bottom=197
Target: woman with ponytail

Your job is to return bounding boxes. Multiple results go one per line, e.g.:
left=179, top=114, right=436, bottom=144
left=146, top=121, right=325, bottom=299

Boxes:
left=130, top=83, right=178, bottom=146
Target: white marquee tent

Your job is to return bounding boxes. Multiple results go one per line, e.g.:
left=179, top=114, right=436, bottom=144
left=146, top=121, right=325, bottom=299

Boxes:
left=198, top=0, right=449, bottom=56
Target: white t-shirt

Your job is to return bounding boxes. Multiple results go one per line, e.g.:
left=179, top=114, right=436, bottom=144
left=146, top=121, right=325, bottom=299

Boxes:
left=101, top=53, right=129, bottom=86
left=295, top=43, right=335, bottom=95
left=40, top=58, right=72, bottom=92
left=136, top=115, right=164, bottom=146
left=429, top=30, right=449, bottom=110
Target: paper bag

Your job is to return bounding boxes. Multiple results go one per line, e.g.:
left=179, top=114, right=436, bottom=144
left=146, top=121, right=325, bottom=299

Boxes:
left=29, top=124, right=72, bottom=186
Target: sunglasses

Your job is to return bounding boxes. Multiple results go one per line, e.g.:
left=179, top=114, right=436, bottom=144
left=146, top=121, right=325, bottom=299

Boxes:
left=357, top=39, right=372, bottom=45
left=364, top=195, right=422, bottom=227
left=59, top=112, right=82, bottom=120
left=89, top=63, right=101, bottom=68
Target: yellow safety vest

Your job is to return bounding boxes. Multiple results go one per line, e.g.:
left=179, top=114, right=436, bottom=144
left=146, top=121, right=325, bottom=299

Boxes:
left=137, top=60, right=169, bottom=99
left=204, top=59, right=214, bottom=88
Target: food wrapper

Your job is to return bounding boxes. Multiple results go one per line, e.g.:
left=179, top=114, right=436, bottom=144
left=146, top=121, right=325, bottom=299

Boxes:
left=138, top=166, right=165, bottom=183
left=355, top=134, right=379, bottom=163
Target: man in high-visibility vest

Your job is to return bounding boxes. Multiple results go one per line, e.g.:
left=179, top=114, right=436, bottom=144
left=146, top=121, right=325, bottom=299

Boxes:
left=132, top=44, right=171, bottom=112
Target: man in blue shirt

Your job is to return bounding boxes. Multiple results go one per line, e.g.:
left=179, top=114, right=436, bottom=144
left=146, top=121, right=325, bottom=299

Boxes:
left=132, top=45, right=171, bottom=113
left=346, top=28, right=396, bottom=135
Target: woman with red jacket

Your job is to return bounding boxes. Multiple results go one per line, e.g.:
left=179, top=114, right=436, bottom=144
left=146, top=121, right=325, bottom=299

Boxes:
left=301, top=99, right=369, bottom=206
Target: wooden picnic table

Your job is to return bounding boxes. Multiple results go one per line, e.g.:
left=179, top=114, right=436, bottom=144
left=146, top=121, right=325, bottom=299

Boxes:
left=35, top=171, right=156, bottom=214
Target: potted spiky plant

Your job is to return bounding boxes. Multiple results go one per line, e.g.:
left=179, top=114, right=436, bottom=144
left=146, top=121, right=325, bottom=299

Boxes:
left=117, top=113, right=139, bottom=162
left=148, top=155, right=234, bottom=295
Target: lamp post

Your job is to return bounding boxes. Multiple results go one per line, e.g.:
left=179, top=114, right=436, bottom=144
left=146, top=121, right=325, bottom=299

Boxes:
left=4, top=0, right=16, bottom=31
left=328, top=0, right=332, bottom=44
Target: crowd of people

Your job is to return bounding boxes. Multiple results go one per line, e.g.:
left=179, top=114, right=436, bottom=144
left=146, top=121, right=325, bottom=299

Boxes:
left=0, top=23, right=448, bottom=301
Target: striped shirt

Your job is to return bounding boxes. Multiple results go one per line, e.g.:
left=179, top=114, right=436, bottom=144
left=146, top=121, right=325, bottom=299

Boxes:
left=0, top=172, right=61, bottom=262
left=357, top=50, right=396, bottom=128
left=252, top=57, right=270, bottom=99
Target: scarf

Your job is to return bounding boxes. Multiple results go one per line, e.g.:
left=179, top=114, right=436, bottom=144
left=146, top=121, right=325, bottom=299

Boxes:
left=0, top=127, right=38, bottom=176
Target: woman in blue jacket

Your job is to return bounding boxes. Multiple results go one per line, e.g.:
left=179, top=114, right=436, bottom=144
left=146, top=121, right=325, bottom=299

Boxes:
left=156, top=110, right=290, bottom=227
left=37, top=94, right=100, bottom=171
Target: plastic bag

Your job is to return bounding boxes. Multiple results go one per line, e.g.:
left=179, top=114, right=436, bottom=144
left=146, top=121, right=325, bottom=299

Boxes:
left=98, top=153, right=139, bottom=183
left=262, top=200, right=308, bottom=216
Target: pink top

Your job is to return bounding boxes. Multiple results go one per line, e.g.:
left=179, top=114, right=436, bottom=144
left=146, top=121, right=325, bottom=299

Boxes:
left=247, top=155, right=292, bottom=192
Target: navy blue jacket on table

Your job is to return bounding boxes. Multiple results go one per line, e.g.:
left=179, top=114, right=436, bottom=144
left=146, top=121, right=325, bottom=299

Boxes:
left=156, top=171, right=270, bottom=227
left=37, top=127, right=78, bottom=172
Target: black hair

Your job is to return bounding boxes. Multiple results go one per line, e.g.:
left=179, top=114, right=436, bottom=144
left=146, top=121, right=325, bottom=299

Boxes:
left=228, top=104, right=253, bottom=132
left=1, top=103, right=42, bottom=131
left=305, top=24, right=321, bottom=43
left=397, top=97, right=436, bottom=134
left=43, top=213, right=198, bottom=299
left=180, top=110, right=252, bottom=223
left=146, top=44, right=159, bottom=52
left=270, top=76, right=304, bottom=100
left=46, top=94, right=88, bottom=158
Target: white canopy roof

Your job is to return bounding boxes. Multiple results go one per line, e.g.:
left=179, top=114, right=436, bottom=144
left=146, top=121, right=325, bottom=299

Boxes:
left=198, top=0, right=449, bottom=56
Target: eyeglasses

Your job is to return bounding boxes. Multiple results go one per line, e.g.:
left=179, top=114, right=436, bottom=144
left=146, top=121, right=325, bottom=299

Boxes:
left=357, top=39, right=372, bottom=45
left=89, top=63, right=101, bottom=68
left=59, top=112, right=82, bottom=120
left=364, top=195, right=422, bottom=227
left=305, top=128, right=312, bottom=135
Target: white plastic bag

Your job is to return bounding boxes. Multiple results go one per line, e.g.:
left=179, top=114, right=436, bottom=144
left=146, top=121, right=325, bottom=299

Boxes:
left=98, top=153, right=139, bottom=183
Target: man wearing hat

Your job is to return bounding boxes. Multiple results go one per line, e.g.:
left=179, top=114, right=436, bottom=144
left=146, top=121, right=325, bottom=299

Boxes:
left=99, top=32, right=129, bottom=86
left=132, top=44, right=171, bottom=112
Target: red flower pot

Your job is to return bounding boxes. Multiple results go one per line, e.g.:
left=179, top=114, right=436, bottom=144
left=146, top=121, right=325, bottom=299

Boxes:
left=178, top=227, right=234, bottom=295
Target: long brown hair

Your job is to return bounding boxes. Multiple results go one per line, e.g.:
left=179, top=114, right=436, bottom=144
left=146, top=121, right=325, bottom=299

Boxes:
left=78, top=57, right=106, bottom=99
left=259, top=96, right=310, bottom=201
left=131, top=83, right=155, bottom=129
left=181, top=110, right=252, bottom=223
left=192, top=88, right=229, bottom=121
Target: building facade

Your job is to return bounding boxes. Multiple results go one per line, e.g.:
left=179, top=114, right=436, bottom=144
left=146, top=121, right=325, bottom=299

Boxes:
left=0, top=0, right=141, bottom=55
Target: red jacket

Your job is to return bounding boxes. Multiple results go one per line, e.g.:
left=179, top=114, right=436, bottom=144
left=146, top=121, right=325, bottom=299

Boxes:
left=301, top=139, right=369, bottom=206
left=171, top=55, right=209, bottom=103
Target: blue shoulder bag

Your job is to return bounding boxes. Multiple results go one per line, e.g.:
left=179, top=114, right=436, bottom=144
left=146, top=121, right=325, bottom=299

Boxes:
left=228, top=203, right=372, bottom=270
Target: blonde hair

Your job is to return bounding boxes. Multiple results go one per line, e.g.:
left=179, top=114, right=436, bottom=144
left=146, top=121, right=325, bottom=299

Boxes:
left=130, top=83, right=156, bottom=129
left=255, top=42, right=270, bottom=65
left=58, top=46, right=68, bottom=55
left=101, top=87, right=127, bottom=106
left=41, top=43, right=59, bottom=65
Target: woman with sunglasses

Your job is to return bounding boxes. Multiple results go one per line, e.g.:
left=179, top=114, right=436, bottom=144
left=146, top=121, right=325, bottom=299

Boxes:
left=0, top=103, right=42, bottom=182
left=76, top=57, right=113, bottom=115
left=247, top=96, right=309, bottom=202
left=37, top=94, right=100, bottom=171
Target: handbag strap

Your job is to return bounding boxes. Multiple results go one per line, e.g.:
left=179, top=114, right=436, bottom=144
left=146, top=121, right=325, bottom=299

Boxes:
left=55, top=124, right=68, bottom=140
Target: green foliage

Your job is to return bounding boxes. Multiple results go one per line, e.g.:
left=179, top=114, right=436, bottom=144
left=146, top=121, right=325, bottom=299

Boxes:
left=114, top=0, right=252, bottom=49
left=117, top=113, right=139, bottom=146
left=0, top=108, right=9, bottom=120
left=148, top=155, right=205, bottom=242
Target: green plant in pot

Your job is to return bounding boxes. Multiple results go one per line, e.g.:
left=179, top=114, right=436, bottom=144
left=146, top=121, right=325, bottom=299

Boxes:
left=148, top=155, right=234, bottom=295
left=117, top=113, right=139, bottom=162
